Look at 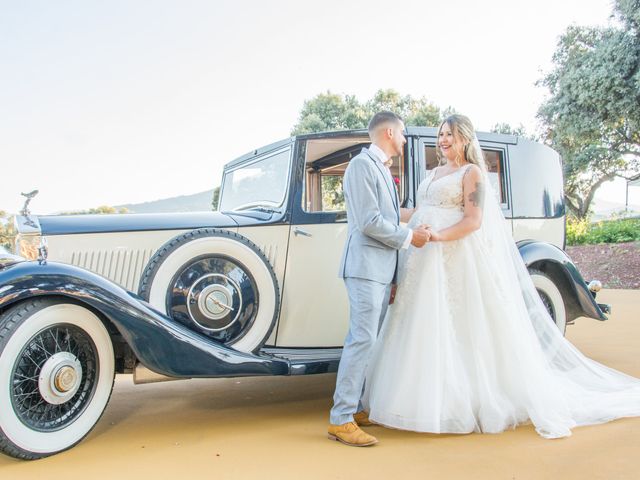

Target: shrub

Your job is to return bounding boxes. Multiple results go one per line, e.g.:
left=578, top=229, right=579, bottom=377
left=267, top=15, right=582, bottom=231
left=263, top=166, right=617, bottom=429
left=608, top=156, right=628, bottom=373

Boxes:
left=567, top=217, right=640, bottom=245
left=566, top=216, right=590, bottom=245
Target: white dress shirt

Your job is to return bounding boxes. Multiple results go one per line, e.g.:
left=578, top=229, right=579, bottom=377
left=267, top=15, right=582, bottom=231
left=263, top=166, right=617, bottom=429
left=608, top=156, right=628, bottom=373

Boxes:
left=368, top=144, right=413, bottom=250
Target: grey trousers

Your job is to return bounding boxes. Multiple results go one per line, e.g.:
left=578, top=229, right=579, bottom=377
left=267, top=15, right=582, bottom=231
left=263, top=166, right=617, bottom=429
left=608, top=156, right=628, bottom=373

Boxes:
left=329, top=277, right=391, bottom=425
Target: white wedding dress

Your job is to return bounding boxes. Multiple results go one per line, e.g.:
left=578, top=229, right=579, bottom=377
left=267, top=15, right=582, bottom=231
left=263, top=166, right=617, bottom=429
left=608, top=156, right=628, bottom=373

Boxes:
left=363, top=162, right=640, bottom=439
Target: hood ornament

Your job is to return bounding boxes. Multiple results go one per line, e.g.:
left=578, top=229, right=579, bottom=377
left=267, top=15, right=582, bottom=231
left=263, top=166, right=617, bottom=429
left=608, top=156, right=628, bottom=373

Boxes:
left=20, top=190, right=39, bottom=216
left=20, top=190, right=40, bottom=230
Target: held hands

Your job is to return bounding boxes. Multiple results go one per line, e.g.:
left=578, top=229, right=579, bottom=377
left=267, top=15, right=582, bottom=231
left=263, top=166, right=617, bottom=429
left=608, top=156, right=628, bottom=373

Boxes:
left=426, top=229, right=442, bottom=242
left=411, top=225, right=443, bottom=247
left=411, top=224, right=431, bottom=248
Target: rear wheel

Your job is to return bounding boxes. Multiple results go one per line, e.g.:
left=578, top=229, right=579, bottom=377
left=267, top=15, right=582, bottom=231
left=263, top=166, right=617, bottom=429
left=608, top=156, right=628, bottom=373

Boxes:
left=529, top=269, right=567, bottom=335
left=0, top=299, right=115, bottom=460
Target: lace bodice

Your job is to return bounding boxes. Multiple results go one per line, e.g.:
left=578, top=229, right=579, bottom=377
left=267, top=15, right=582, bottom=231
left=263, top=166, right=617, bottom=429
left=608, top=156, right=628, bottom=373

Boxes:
left=416, top=164, right=472, bottom=210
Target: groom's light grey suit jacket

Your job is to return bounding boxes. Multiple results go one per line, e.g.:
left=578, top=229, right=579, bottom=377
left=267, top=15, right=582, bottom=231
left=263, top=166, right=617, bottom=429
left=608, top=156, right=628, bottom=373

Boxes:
left=338, top=148, right=410, bottom=284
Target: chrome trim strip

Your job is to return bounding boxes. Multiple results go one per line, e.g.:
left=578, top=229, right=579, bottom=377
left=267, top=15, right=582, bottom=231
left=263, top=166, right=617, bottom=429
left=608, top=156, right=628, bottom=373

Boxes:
left=261, top=347, right=342, bottom=362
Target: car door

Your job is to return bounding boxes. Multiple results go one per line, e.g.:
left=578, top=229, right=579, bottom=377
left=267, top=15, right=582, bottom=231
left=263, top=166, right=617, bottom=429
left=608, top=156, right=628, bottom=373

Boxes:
left=275, top=134, right=411, bottom=347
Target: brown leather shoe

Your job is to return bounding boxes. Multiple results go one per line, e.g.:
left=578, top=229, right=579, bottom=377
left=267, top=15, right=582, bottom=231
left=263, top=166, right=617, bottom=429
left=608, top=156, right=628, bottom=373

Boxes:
left=327, top=421, right=378, bottom=447
left=353, top=410, right=375, bottom=427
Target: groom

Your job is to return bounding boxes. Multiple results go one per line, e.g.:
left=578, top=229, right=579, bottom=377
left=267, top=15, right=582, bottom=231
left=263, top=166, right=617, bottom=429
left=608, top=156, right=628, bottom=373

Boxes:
left=328, top=111, right=430, bottom=446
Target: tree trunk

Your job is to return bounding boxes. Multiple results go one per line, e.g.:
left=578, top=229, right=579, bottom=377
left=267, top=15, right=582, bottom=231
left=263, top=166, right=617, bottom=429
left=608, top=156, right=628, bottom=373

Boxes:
left=565, top=173, right=617, bottom=219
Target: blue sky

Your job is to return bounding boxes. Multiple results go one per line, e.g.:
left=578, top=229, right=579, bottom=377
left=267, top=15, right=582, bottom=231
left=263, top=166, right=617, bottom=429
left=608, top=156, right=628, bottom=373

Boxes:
left=1, top=0, right=636, bottom=214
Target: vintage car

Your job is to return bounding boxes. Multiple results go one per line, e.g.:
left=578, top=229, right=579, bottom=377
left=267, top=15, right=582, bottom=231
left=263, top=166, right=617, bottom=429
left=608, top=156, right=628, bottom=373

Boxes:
left=0, top=128, right=609, bottom=459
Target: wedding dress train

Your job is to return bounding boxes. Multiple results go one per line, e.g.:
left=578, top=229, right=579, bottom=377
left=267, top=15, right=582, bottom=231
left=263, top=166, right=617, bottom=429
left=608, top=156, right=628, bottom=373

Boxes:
left=363, top=162, right=640, bottom=439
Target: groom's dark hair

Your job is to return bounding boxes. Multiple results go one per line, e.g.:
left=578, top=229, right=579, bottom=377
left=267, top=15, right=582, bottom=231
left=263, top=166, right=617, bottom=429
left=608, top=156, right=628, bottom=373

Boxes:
left=368, top=111, right=403, bottom=135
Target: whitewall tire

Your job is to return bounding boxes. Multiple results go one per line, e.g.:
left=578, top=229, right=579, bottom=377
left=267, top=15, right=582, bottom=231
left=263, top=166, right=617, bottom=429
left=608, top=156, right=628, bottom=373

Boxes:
left=529, top=269, right=567, bottom=335
left=139, top=228, right=279, bottom=354
left=0, top=299, right=115, bottom=459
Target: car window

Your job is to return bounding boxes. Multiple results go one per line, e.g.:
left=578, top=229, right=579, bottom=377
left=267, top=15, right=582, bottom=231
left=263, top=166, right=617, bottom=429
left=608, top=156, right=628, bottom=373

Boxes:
left=219, top=147, right=291, bottom=212
left=303, top=141, right=407, bottom=213
left=425, top=146, right=507, bottom=205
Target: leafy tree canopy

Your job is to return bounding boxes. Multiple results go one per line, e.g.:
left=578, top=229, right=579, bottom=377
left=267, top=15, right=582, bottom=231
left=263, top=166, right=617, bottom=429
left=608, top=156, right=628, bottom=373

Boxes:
left=537, top=0, right=640, bottom=218
left=291, top=89, right=448, bottom=135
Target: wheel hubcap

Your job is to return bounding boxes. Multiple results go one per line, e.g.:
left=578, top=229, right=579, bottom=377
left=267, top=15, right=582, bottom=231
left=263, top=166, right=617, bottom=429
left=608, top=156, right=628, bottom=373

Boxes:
left=55, top=366, right=77, bottom=392
left=187, top=273, right=243, bottom=331
left=38, top=352, right=83, bottom=404
left=199, top=284, right=235, bottom=320
left=167, top=255, right=259, bottom=344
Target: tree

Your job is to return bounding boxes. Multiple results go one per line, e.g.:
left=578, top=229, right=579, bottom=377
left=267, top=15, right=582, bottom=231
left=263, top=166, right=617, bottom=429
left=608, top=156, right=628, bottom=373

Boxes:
left=537, top=0, right=640, bottom=218
left=291, top=92, right=369, bottom=135
left=291, top=89, right=446, bottom=135
left=366, top=89, right=444, bottom=128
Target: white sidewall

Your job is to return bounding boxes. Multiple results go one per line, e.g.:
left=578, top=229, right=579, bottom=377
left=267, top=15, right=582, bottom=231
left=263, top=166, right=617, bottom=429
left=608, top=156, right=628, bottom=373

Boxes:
left=148, top=236, right=277, bottom=352
left=531, top=273, right=567, bottom=334
left=0, top=303, right=115, bottom=454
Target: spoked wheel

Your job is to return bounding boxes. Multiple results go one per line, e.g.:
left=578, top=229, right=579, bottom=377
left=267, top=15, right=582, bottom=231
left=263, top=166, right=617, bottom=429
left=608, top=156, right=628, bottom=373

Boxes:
left=0, top=299, right=115, bottom=460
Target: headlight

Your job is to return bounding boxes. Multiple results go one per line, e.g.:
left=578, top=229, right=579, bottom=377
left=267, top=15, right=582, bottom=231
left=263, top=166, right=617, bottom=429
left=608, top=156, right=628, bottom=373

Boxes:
left=16, top=234, right=43, bottom=260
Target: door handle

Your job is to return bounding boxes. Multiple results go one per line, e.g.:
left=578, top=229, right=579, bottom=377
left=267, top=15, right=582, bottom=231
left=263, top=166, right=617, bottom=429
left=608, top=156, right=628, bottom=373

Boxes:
left=293, top=227, right=312, bottom=237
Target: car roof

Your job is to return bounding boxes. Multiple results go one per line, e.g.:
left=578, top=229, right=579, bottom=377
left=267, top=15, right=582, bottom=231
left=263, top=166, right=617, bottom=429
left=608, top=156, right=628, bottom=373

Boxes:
left=224, top=128, right=519, bottom=170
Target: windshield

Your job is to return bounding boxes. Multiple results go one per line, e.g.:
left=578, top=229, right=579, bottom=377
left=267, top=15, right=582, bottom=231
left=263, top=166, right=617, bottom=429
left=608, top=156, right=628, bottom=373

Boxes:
left=219, top=147, right=291, bottom=212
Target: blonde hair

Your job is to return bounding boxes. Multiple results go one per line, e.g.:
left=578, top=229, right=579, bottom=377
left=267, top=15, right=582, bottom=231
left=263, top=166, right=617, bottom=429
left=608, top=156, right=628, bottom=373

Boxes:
left=436, top=114, right=487, bottom=171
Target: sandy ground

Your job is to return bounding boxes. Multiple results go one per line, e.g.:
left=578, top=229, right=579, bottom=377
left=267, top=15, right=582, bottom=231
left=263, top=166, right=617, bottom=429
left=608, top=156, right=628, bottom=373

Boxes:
left=1, top=289, right=639, bottom=480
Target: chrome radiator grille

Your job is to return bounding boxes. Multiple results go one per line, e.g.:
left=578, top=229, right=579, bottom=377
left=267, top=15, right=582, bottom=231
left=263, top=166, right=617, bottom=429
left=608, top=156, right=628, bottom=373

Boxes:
left=69, top=248, right=156, bottom=292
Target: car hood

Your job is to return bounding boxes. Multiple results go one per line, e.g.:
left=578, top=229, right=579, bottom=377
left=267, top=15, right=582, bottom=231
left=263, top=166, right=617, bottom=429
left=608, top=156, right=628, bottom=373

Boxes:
left=38, top=211, right=240, bottom=235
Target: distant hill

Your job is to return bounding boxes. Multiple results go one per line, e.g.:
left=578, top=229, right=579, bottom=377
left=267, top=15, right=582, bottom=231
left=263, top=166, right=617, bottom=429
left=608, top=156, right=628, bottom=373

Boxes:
left=117, top=189, right=215, bottom=213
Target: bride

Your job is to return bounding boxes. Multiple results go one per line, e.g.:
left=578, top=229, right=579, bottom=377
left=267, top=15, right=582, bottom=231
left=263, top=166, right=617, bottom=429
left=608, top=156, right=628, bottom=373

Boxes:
left=363, top=114, right=640, bottom=439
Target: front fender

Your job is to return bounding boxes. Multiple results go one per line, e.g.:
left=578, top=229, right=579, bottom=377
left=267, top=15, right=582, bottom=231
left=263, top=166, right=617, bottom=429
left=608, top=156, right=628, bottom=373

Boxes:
left=0, top=261, right=289, bottom=377
left=517, top=240, right=607, bottom=321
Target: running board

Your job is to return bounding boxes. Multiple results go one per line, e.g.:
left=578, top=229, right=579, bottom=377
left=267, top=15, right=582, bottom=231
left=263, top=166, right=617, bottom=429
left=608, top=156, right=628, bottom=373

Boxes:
left=133, top=347, right=343, bottom=382
left=260, top=347, right=342, bottom=375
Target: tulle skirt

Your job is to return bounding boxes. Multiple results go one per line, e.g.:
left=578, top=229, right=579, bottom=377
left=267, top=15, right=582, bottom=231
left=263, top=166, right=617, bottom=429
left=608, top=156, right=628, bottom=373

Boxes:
left=363, top=205, right=640, bottom=438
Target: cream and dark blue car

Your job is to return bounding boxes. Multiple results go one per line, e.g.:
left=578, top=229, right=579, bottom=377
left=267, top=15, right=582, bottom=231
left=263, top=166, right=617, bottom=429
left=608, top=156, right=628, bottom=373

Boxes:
left=0, top=128, right=609, bottom=459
